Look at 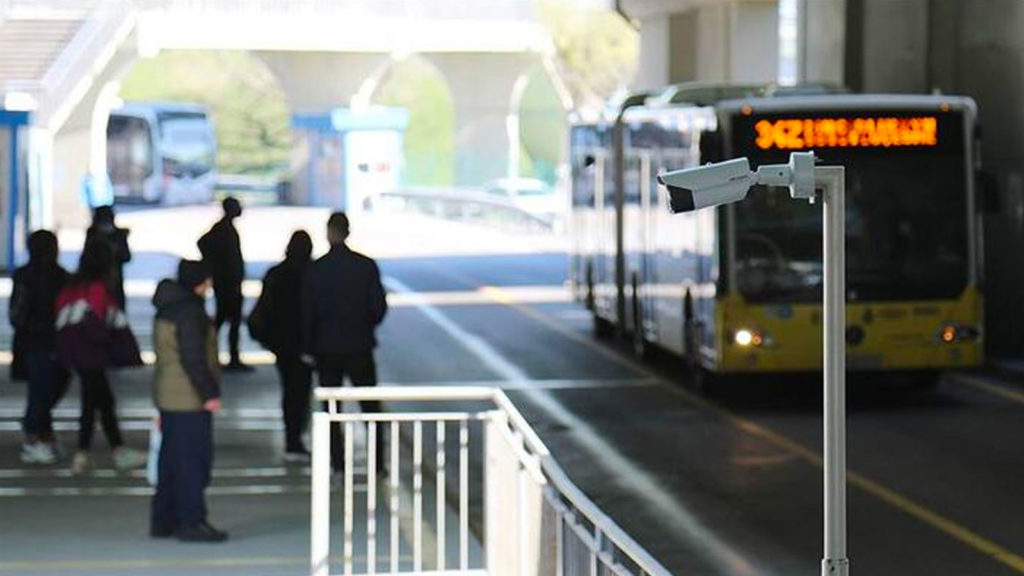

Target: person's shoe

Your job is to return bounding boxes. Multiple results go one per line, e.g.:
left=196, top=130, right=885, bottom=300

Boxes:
left=20, top=442, right=57, bottom=465
left=176, top=521, right=228, bottom=543
left=223, top=361, right=254, bottom=373
left=70, top=451, right=89, bottom=475
left=113, top=447, right=147, bottom=470
left=46, top=439, right=65, bottom=459
left=283, top=447, right=311, bottom=463
left=150, top=524, right=174, bottom=539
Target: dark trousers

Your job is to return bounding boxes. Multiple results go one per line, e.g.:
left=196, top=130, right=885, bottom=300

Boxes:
left=276, top=354, right=312, bottom=452
left=151, top=411, right=213, bottom=531
left=22, top=351, right=70, bottom=440
left=77, top=369, right=123, bottom=451
left=214, top=289, right=243, bottom=364
left=316, top=352, right=383, bottom=470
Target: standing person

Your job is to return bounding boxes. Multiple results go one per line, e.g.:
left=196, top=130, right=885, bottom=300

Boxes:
left=56, top=239, right=146, bottom=474
left=86, top=205, right=131, bottom=308
left=9, top=231, right=71, bottom=463
left=198, top=197, right=250, bottom=372
left=250, top=231, right=314, bottom=460
left=302, top=213, right=387, bottom=471
left=150, top=260, right=228, bottom=543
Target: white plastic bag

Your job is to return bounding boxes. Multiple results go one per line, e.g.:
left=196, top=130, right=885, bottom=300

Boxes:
left=146, top=416, right=162, bottom=487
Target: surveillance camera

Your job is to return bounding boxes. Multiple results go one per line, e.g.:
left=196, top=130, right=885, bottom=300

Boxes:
left=657, top=158, right=755, bottom=213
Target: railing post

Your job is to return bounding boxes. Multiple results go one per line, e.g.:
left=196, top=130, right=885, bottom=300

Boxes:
left=310, top=411, right=331, bottom=576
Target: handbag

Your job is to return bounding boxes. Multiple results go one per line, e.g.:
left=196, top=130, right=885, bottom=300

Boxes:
left=247, top=275, right=272, bottom=348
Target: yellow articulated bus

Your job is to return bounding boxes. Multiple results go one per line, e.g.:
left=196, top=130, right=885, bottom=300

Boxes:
left=569, top=85, right=984, bottom=388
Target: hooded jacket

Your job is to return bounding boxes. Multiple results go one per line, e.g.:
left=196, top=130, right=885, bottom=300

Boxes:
left=152, top=280, right=220, bottom=411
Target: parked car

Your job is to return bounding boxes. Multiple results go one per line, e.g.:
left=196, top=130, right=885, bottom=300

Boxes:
left=482, top=177, right=564, bottom=226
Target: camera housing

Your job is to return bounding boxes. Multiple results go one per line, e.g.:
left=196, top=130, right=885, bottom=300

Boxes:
left=657, top=158, right=755, bottom=213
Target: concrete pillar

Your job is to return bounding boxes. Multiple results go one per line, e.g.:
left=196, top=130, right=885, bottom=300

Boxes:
left=426, top=52, right=539, bottom=185
left=632, top=1, right=779, bottom=91
left=796, top=0, right=845, bottom=85
left=50, top=31, right=141, bottom=229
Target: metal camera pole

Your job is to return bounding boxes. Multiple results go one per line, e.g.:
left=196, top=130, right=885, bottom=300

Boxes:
left=816, top=165, right=849, bottom=576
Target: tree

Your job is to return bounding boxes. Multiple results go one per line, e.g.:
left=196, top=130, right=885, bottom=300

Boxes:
left=536, top=0, right=639, bottom=112
left=119, top=51, right=291, bottom=176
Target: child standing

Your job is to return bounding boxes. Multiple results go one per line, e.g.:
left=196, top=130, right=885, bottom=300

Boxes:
left=150, top=260, right=227, bottom=542
left=10, top=231, right=70, bottom=463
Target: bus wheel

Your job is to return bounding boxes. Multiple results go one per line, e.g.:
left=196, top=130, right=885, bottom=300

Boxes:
left=593, top=314, right=614, bottom=339
left=631, top=284, right=648, bottom=358
left=585, top=264, right=596, bottom=311
left=682, top=316, right=710, bottom=393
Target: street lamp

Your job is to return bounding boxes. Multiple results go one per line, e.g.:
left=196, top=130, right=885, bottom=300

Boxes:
left=658, top=152, right=849, bottom=576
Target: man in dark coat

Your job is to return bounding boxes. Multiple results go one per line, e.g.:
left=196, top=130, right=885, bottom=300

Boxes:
left=85, top=205, right=131, bottom=308
left=302, top=212, right=387, bottom=471
left=198, top=197, right=250, bottom=372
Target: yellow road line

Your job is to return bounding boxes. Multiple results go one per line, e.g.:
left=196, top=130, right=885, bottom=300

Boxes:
left=953, top=373, right=1024, bottom=408
left=481, top=284, right=1024, bottom=574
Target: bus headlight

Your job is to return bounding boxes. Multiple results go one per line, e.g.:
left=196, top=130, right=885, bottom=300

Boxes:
left=937, top=323, right=981, bottom=344
left=734, top=329, right=767, bottom=347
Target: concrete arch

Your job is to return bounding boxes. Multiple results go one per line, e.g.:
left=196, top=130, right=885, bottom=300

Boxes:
left=367, top=54, right=456, bottom=187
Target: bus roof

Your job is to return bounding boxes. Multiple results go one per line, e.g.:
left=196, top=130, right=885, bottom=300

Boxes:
left=716, top=93, right=977, bottom=117
left=112, top=101, right=210, bottom=118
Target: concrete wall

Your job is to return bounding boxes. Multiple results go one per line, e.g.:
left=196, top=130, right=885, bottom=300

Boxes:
left=833, top=0, right=1024, bottom=357
left=930, top=0, right=1024, bottom=357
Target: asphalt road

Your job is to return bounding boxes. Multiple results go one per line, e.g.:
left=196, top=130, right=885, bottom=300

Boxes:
left=2, top=213, right=1024, bottom=575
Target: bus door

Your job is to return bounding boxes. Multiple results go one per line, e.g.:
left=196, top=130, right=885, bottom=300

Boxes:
left=638, top=151, right=656, bottom=336
left=593, top=151, right=613, bottom=317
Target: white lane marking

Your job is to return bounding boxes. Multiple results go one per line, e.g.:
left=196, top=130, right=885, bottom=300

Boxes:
left=0, top=378, right=657, bottom=421
left=557, top=309, right=594, bottom=321
left=0, top=278, right=568, bottom=305
left=0, top=483, right=366, bottom=498
left=383, top=276, right=764, bottom=576
left=0, top=466, right=311, bottom=480
left=0, top=420, right=285, bottom=432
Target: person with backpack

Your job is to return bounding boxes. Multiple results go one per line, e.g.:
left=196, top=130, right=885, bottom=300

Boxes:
left=150, top=259, right=228, bottom=543
left=9, top=231, right=71, bottom=464
left=85, top=204, right=131, bottom=308
left=198, top=197, right=250, bottom=372
left=249, top=231, right=313, bottom=460
left=56, top=239, right=146, bottom=474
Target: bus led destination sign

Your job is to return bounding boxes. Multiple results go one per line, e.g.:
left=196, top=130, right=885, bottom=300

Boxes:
left=754, top=116, right=938, bottom=150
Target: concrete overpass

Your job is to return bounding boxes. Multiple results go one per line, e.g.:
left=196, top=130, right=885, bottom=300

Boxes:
left=0, top=0, right=566, bottom=237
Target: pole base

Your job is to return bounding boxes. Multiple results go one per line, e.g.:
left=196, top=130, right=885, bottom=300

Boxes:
left=822, top=557, right=850, bottom=576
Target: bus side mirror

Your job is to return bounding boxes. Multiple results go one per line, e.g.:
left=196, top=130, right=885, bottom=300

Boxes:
left=977, top=170, right=1000, bottom=214
left=584, top=154, right=596, bottom=168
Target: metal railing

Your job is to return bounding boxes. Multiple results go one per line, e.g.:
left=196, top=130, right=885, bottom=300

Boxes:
left=368, top=188, right=560, bottom=232
left=312, top=386, right=673, bottom=576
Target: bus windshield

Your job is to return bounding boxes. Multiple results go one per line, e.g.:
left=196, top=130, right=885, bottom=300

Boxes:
left=158, top=112, right=215, bottom=177
left=730, top=110, right=969, bottom=303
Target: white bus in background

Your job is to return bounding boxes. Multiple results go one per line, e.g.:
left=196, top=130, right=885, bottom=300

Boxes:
left=106, top=102, right=217, bottom=205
